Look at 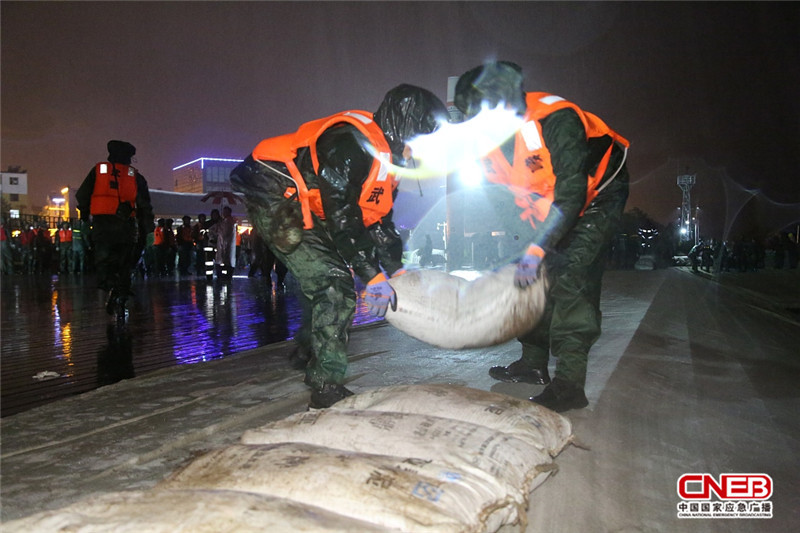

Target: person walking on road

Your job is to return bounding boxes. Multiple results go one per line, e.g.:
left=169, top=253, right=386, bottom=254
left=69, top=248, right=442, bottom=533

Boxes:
left=454, top=61, right=630, bottom=413
left=76, top=140, right=154, bottom=321
left=231, top=84, right=447, bottom=408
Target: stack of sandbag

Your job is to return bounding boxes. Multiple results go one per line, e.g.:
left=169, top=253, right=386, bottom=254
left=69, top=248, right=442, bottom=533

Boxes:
left=2, top=489, right=396, bottom=532
left=3, top=384, right=573, bottom=532
left=385, top=264, right=548, bottom=349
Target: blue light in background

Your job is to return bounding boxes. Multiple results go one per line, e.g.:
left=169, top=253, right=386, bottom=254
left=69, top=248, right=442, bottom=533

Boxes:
left=172, top=157, right=243, bottom=171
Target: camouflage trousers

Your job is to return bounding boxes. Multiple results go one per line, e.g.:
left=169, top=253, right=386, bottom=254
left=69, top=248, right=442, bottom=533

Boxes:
left=250, top=206, right=355, bottom=388
left=519, top=175, right=629, bottom=388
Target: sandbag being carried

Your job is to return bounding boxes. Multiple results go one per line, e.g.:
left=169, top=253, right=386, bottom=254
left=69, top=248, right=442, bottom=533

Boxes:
left=1, top=489, right=395, bottom=532
left=332, top=384, right=573, bottom=456
left=385, top=263, right=547, bottom=349
left=158, top=442, right=518, bottom=533
left=241, top=408, right=554, bottom=502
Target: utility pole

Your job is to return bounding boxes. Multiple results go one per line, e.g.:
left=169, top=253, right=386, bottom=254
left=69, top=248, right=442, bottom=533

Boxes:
left=445, top=76, right=464, bottom=271
left=677, top=172, right=696, bottom=246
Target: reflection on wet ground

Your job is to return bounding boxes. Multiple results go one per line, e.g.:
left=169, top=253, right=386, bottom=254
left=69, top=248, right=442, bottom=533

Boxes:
left=0, top=273, right=379, bottom=417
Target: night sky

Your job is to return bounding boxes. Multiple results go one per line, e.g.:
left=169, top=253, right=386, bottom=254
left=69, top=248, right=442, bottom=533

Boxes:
left=2, top=1, right=798, bottom=237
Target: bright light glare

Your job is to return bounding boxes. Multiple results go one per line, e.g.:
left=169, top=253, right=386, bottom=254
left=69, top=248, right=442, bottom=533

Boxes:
left=395, top=105, right=524, bottom=181
left=680, top=227, right=688, bottom=234
left=457, top=161, right=484, bottom=188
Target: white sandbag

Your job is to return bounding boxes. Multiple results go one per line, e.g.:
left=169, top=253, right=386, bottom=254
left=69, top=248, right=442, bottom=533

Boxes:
left=242, top=408, right=554, bottom=500
left=332, top=384, right=573, bottom=456
left=1, top=489, right=394, bottom=532
left=385, top=264, right=547, bottom=349
left=158, top=443, right=518, bottom=533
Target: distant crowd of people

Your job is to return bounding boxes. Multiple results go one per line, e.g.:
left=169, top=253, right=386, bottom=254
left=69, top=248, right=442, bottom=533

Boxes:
left=688, top=233, right=799, bottom=273
left=0, top=213, right=287, bottom=287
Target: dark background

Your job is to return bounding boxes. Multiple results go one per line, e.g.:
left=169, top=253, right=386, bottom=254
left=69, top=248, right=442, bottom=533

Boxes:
left=3, top=1, right=798, bottom=237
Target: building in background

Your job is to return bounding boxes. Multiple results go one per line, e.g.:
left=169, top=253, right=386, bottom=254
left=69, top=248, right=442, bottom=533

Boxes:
left=172, top=157, right=242, bottom=193
left=1, top=167, right=30, bottom=218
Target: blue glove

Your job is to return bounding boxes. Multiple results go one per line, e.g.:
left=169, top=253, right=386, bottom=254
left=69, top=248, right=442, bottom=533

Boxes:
left=365, top=272, right=397, bottom=317
left=515, top=244, right=545, bottom=288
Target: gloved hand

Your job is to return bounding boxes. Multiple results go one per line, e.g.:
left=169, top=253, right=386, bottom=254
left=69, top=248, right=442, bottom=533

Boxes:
left=365, top=272, right=397, bottom=317
left=515, top=244, right=545, bottom=288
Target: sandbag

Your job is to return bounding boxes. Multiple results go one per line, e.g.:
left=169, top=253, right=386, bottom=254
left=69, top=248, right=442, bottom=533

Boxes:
left=332, top=384, right=573, bottom=456
left=385, top=264, right=547, bottom=349
left=241, top=408, right=554, bottom=501
left=158, top=442, right=519, bottom=533
left=1, top=489, right=394, bottom=532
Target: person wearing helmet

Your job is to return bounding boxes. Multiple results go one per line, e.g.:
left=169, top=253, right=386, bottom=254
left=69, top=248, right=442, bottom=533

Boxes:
left=76, top=140, right=155, bottom=322
left=454, top=61, right=631, bottom=413
left=231, top=85, right=448, bottom=408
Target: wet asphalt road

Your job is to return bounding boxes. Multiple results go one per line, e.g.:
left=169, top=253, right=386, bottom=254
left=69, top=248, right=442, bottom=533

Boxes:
left=0, top=271, right=377, bottom=417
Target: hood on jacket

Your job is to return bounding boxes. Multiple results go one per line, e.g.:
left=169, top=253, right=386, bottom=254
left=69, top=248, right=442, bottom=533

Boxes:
left=454, top=61, right=526, bottom=119
left=374, top=84, right=448, bottom=158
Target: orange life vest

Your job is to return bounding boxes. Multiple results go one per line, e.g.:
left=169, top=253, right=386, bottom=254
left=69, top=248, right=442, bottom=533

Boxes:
left=58, top=229, right=73, bottom=243
left=153, top=226, right=165, bottom=246
left=251, top=111, right=395, bottom=229
left=90, top=162, right=138, bottom=217
left=481, top=92, right=630, bottom=229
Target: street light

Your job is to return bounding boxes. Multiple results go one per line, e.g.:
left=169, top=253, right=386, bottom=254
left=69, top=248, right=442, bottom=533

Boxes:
left=60, top=186, right=70, bottom=221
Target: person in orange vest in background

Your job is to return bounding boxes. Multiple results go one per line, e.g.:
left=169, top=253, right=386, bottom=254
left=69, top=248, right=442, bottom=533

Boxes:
left=230, top=84, right=448, bottom=408
left=454, top=61, right=630, bottom=413
left=76, top=140, right=155, bottom=320
left=55, top=221, right=73, bottom=274
left=153, top=218, right=167, bottom=276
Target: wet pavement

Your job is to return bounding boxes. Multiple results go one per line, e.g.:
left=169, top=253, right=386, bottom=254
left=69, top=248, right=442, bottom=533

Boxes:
left=1, top=266, right=799, bottom=531
left=0, top=272, right=377, bottom=417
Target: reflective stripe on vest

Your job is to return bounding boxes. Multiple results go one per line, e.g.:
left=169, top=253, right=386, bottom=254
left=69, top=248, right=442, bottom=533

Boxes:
left=90, top=162, right=138, bottom=217
left=252, top=111, right=394, bottom=229
left=481, top=92, right=629, bottom=229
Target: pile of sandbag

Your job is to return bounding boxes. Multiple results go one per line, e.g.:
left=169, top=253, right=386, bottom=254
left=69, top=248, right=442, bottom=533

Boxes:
left=4, top=384, right=573, bottom=532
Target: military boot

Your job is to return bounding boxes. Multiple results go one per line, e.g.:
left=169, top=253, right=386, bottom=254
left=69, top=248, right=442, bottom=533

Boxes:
left=529, top=377, right=588, bottom=413
left=309, top=383, right=354, bottom=409
left=489, top=359, right=551, bottom=384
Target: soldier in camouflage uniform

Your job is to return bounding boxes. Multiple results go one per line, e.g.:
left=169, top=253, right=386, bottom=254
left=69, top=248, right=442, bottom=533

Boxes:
left=231, top=85, right=447, bottom=408
left=455, top=62, right=630, bottom=413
